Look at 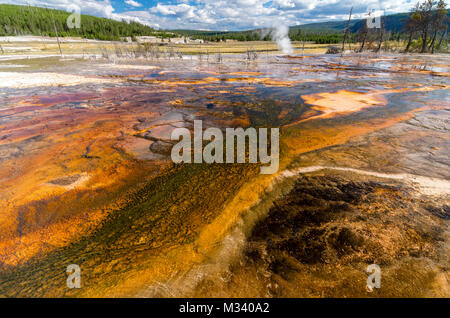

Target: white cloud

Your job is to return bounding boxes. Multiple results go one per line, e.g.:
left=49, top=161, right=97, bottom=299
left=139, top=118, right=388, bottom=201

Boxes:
left=0, top=0, right=417, bottom=30
left=273, top=0, right=296, bottom=9
left=125, top=0, right=142, bottom=8
left=151, top=3, right=215, bottom=24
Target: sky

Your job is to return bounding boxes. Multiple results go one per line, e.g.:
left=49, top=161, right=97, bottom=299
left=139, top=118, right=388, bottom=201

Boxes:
left=0, top=0, right=415, bottom=30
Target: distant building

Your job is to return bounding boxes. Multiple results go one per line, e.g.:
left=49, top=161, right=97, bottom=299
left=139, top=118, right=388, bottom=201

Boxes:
left=171, top=37, right=188, bottom=44
left=135, top=36, right=203, bottom=45
left=136, top=36, right=163, bottom=44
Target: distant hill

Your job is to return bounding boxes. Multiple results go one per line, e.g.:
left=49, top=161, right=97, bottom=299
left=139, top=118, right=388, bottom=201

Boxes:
left=176, top=11, right=449, bottom=43
left=175, top=12, right=429, bottom=36
left=291, top=20, right=358, bottom=33
left=349, top=13, right=415, bottom=33
left=293, top=12, right=450, bottom=33
left=0, top=4, right=159, bottom=41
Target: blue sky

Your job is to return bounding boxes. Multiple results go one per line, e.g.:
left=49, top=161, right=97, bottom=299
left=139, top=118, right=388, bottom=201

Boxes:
left=0, top=0, right=415, bottom=30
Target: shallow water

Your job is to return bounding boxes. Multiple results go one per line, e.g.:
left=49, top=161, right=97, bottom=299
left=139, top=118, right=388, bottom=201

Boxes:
left=0, top=53, right=449, bottom=297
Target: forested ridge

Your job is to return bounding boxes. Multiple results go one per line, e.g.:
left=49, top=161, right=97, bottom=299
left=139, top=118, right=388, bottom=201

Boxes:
left=0, top=4, right=158, bottom=41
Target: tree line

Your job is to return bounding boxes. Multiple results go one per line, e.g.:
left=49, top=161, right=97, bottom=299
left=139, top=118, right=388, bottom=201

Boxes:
left=403, top=0, right=448, bottom=53
left=178, top=28, right=351, bottom=44
left=0, top=4, right=164, bottom=41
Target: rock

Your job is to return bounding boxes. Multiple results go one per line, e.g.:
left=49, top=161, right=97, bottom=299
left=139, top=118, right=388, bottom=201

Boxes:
left=326, top=46, right=342, bottom=54
left=150, top=140, right=173, bottom=155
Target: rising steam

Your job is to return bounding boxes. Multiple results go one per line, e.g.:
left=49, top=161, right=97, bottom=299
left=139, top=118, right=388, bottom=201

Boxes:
left=271, top=25, right=293, bottom=55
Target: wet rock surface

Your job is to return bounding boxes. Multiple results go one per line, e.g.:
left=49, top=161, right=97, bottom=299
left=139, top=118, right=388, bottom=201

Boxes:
left=0, top=54, right=448, bottom=297
left=184, top=109, right=450, bottom=298
left=189, top=172, right=448, bottom=297
left=250, top=174, right=445, bottom=265
left=292, top=109, right=450, bottom=180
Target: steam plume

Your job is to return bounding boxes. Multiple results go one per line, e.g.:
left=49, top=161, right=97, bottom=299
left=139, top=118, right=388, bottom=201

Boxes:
left=271, top=25, right=293, bottom=55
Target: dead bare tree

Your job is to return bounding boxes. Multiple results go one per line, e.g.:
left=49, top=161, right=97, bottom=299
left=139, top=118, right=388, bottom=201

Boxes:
left=358, top=24, right=369, bottom=52
left=115, top=44, right=123, bottom=58
left=429, top=0, right=448, bottom=53
left=100, top=46, right=110, bottom=59
left=375, top=14, right=385, bottom=52
left=418, top=0, right=434, bottom=53
left=342, top=6, right=353, bottom=52
left=404, top=4, right=421, bottom=53
left=437, top=29, right=448, bottom=50
left=246, top=47, right=257, bottom=61
left=302, top=32, right=306, bottom=55
left=50, top=10, right=63, bottom=58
